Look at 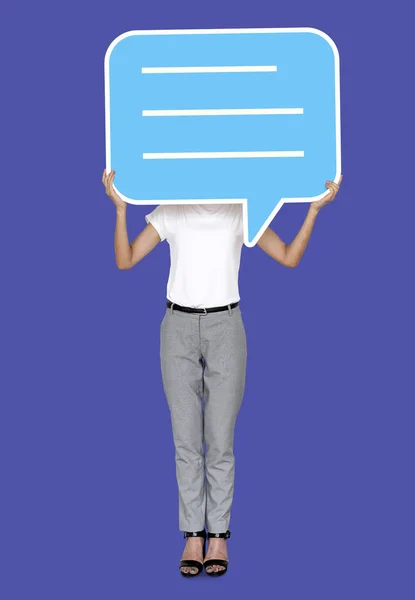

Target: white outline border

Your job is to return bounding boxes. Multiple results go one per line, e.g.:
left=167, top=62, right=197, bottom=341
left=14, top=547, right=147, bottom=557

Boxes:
left=104, top=27, right=341, bottom=248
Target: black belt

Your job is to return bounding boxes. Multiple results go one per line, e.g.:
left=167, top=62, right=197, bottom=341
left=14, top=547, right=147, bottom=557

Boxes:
left=166, top=300, right=239, bottom=314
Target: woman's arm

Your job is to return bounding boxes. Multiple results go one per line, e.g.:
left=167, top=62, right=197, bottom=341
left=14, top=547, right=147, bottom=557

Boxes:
left=257, top=176, right=343, bottom=268
left=114, top=207, right=161, bottom=270
left=257, top=207, right=319, bottom=268
left=103, top=169, right=161, bottom=270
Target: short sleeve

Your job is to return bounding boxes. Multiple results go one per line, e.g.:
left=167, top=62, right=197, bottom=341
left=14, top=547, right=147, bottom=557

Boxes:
left=236, top=204, right=244, bottom=239
left=145, top=205, right=167, bottom=242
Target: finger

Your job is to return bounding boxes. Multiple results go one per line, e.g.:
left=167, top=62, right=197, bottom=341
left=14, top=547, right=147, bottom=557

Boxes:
left=326, top=179, right=339, bottom=191
left=324, top=188, right=333, bottom=200
left=328, top=185, right=336, bottom=199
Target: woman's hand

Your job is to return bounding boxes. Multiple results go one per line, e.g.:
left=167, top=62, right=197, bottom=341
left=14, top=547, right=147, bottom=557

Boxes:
left=310, top=174, right=343, bottom=212
left=102, top=169, right=126, bottom=211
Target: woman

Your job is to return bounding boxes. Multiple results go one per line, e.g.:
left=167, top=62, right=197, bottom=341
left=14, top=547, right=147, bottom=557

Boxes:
left=102, top=169, right=343, bottom=577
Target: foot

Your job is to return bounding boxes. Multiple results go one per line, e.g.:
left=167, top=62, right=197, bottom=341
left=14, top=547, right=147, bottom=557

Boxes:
left=180, top=536, right=205, bottom=575
left=204, top=537, right=228, bottom=574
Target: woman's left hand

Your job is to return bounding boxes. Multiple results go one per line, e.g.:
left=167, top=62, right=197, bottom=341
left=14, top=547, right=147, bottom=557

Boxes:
left=310, top=174, right=343, bottom=212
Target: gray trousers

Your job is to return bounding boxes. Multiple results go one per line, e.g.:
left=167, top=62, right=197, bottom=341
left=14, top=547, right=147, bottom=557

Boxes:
left=160, top=304, right=247, bottom=533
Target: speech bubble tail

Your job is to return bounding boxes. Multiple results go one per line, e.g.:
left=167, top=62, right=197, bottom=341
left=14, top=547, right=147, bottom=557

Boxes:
left=244, top=196, right=285, bottom=247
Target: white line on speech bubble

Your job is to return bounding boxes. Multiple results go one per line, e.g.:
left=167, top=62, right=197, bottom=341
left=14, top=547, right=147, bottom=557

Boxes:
left=105, top=27, right=341, bottom=247
left=143, top=151, right=305, bottom=160
left=141, top=65, right=277, bottom=74
left=142, top=108, right=304, bottom=117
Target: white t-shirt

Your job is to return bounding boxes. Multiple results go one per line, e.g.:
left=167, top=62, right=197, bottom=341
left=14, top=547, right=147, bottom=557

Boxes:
left=145, top=203, right=244, bottom=308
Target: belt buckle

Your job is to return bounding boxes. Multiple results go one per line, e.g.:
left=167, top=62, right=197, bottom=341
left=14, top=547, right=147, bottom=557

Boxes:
left=202, top=308, right=207, bottom=315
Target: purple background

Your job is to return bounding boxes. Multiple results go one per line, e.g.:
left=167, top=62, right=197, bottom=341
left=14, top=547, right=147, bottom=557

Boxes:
left=2, top=1, right=414, bottom=598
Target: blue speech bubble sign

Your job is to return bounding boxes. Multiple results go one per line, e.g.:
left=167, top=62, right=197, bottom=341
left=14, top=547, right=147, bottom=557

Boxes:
left=104, top=28, right=341, bottom=247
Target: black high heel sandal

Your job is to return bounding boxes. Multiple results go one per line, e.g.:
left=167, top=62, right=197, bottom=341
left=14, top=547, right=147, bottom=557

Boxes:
left=179, top=530, right=207, bottom=577
left=203, top=530, right=231, bottom=577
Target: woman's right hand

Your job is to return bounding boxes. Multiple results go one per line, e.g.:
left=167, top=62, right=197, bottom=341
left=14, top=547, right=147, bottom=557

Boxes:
left=102, top=169, right=126, bottom=210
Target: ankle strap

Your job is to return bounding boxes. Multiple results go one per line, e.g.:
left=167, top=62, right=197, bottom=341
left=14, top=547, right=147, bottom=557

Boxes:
left=183, top=530, right=206, bottom=539
left=207, top=530, right=231, bottom=539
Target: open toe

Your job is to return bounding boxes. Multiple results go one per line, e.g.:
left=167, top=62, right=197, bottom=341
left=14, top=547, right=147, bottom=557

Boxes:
left=203, top=530, right=230, bottom=577
left=179, top=530, right=207, bottom=578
